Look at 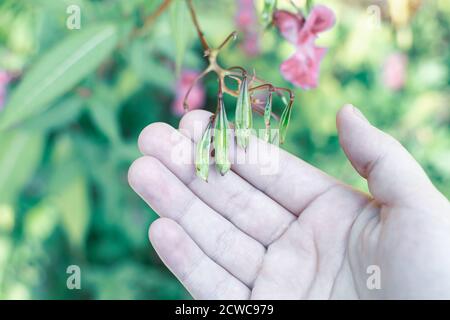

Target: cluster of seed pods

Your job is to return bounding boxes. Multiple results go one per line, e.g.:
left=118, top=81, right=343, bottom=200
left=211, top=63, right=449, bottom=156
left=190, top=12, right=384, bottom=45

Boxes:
left=191, top=64, right=294, bottom=182
left=183, top=0, right=294, bottom=182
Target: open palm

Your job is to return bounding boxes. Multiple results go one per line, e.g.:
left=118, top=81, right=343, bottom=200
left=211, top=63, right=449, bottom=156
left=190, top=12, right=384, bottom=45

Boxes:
left=129, top=105, right=450, bottom=299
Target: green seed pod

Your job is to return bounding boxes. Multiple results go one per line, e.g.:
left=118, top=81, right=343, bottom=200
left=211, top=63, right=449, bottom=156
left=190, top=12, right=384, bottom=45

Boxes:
left=235, top=77, right=253, bottom=149
left=279, top=103, right=293, bottom=144
left=263, top=92, right=273, bottom=143
left=214, top=99, right=231, bottom=175
left=195, top=118, right=213, bottom=181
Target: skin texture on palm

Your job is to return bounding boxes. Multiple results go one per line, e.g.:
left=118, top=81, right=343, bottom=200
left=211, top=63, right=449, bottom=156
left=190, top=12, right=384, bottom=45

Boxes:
left=128, top=105, right=450, bottom=299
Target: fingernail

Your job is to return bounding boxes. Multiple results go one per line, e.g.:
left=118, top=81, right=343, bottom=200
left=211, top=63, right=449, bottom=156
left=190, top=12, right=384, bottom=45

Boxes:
left=348, top=104, right=368, bottom=122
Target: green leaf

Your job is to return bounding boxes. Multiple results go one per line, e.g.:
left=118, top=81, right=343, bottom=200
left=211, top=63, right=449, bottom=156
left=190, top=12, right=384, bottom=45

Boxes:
left=279, top=104, right=293, bottom=144
left=195, top=118, right=213, bottom=181
left=235, top=77, right=253, bottom=149
left=88, top=96, right=121, bottom=144
left=170, top=0, right=189, bottom=75
left=129, top=40, right=174, bottom=90
left=49, top=134, right=89, bottom=250
left=48, top=136, right=82, bottom=195
left=21, top=96, right=84, bottom=132
left=53, top=175, right=90, bottom=250
left=23, top=201, right=58, bottom=240
left=0, top=131, right=45, bottom=203
left=0, top=24, right=119, bottom=130
left=214, top=100, right=231, bottom=176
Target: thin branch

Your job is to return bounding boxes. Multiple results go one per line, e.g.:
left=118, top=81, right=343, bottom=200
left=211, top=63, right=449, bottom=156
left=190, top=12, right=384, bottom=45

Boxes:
left=224, top=74, right=242, bottom=93
left=226, top=66, right=247, bottom=77
left=217, top=77, right=226, bottom=113
left=187, top=0, right=210, bottom=52
left=249, top=83, right=275, bottom=92
left=132, top=0, right=172, bottom=38
left=251, top=76, right=271, bottom=85
left=226, top=75, right=242, bottom=83
left=218, top=31, right=238, bottom=51
left=183, top=66, right=212, bottom=112
left=223, top=86, right=240, bottom=97
left=275, top=87, right=295, bottom=109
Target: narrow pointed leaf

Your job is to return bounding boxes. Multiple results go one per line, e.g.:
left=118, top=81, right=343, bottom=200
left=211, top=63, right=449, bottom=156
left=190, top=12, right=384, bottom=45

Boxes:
left=235, top=77, right=252, bottom=149
left=0, top=24, right=118, bottom=130
left=195, top=119, right=213, bottom=181
left=214, top=101, right=231, bottom=175
left=0, top=131, right=45, bottom=203
left=170, top=0, right=189, bottom=75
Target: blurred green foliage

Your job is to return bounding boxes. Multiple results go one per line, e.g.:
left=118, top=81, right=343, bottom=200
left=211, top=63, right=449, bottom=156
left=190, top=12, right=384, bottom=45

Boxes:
left=0, top=0, right=449, bottom=299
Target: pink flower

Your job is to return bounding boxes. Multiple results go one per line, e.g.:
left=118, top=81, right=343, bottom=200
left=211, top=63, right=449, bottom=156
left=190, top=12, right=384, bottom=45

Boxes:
left=235, top=0, right=260, bottom=56
left=280, top=46, right=327, bottom=89
left=301, top=5, right=336, bottom=40
left=171, top=70, right=206, bottom=116
left=382, top=52, right=408, bottom=91
left=0, top=70, right=11, bottom=110
left=273, top=10, right=305, bottom=44
left=274, top=5, right=335, bottom=89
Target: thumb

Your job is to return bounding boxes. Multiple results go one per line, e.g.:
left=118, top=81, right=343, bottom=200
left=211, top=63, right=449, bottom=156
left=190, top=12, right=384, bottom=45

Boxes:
left=336, top=104, right=437, bottom=206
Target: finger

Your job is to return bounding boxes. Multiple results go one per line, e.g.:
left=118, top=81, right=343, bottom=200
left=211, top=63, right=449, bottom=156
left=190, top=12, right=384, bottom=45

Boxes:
left=177, top=110, right=337, bottom=215
left=128, top=156, right=266, bottom=286
left=137, top=121, right=296, bottom=246
left=336, top=104, right=439, bottom=205
left=149, top=218, right=250, bottom=299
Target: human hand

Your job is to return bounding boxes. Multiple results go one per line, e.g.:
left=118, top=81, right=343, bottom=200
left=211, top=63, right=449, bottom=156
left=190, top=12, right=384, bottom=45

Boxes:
left=128, top=104, right=450, bottom=299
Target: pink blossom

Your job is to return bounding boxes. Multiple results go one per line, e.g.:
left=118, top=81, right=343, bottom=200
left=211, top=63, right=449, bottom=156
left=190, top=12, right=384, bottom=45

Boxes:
left=301, top=5, right=336, bottom=38
left=382, top=52, right=408, bottom=91
left=273, top=5, right=335, bottom=89
left=273, top=10, right=305, bottom=44
left=171, top=70, right=206, bottom=116
left=235, top=0, right=260, bottom=56
left=0, top=70, right=11, bottom=110
left=280, top=46, right=327, bottom=89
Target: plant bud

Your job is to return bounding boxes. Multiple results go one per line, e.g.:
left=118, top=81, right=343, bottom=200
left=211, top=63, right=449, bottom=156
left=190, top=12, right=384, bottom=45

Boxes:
left=214, top=99, right=231, bottom=175
left=235, top=77, right=252, bottom=149
left=263, top=92, right=273, bottom=142
left=195, top=118, right=213, bottom=181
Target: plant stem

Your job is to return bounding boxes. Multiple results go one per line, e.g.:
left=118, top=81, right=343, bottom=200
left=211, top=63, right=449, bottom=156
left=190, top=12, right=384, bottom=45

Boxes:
left=218, top=31, right=238, bottom=51
left=187, top=0, right=210, bottom=52
left=183, top=66, right=212, bottom=112
left=275, top=87, right=295, bottom=108
left=249, top=83, right=275, bottom=92
left=226, top=66, right=247, bottom=76
left=217, top=77, right=226, bottom=114
left=182, top=0, right=294, bottom=122
left=132, top=0, right=173, bottom=38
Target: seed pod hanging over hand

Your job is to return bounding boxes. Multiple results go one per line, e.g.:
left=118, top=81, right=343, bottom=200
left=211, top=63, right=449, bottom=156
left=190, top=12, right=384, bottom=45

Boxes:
left=195, top=117, right=213, bottom=181
left=263, top=91, right=273, bottom=142
left=177, top=0, right=297, bottom=181
left=214, top=97, right=231, bottom=175
left=279, top=102, right=293, bottom=144
left=235, top=76, right=253, bottom=149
